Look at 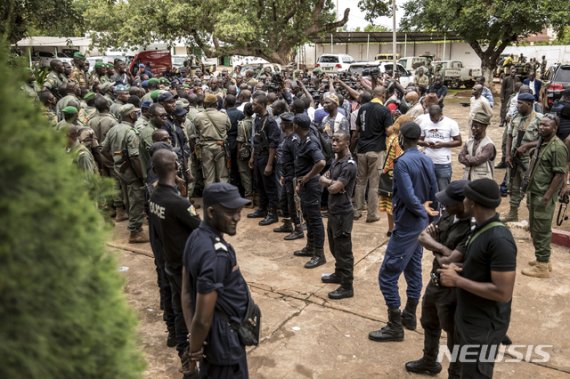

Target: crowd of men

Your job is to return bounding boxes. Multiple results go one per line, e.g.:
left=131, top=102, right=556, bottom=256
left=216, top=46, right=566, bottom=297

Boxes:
left=26, top=51, right=570, bottom=378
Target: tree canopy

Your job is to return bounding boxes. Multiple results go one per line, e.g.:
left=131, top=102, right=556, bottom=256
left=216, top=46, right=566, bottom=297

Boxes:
left=0, top=42, right=144, bottom=378
left=361, top=0, right=570, bottom=78
left=1, top=0, right=84, bottom=43
left=84, top=0, right=351, bottom=64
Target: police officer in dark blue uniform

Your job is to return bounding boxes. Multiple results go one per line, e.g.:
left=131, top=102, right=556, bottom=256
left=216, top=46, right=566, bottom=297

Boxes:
left=148, top=149, right=201, bottom=374
left=273, top=112, right=304, bottom=240
left=369, top=121, right=438, bottom=342
left=293, top=114, right=326, bottom=269
left=319, top=131, right=357, bottom=299
left=181, top=183, right=252, bottom=379
left=247, top=94, right=281, bottom=226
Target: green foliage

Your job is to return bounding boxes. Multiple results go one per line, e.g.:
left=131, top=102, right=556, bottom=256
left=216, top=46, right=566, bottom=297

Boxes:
left=358, top=0, right=391, bottom=23
left=1, top=0, right=84, bottom=43
left=84, top=0, right=350, bottom=64
left=0, top=42, right=144, bottom=379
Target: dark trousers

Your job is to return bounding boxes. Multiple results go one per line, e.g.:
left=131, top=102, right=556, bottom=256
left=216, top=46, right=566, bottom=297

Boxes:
left=327, top=211, right=354, bottom=287
left=200, top=354, right=249, bottom=379
left=166, top=268, right=189, bottom=358
left=254, top=155, right=278, bottom=211
left=148, top=218, right=174, bottom=331
left=279, top=178, right=300, bottom=224
left=300, top=177, right=324, bottom=252
left=420, top=282, right=459, bottom=378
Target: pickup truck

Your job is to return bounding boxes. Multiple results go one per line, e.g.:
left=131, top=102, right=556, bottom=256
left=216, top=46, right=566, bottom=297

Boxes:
left=348, top=61, right=413, bottom=87
left=433, top=60, right=482, bottom=88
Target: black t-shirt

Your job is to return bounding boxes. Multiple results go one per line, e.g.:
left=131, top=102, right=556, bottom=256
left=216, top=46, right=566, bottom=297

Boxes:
left=430, top=211, right=472, bottom=274
left=456, top=215, right=517, bottom=332
left=149, top=184, right=200, bottom=272
left=183, top=222, right=248, bottom=364
left=226, top=107, right=245, bottom=146
left=356, top=101, right=393, bottom=153
left=278, top=133, right=299, bottom=179
left=253, top=114, right=281, bottom=156
left=327, top=154, right=357, bottom=214
left=295, top=134, right=325, bottom=177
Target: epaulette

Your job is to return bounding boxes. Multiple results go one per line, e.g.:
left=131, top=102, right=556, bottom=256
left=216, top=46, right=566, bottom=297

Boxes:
left=213, top=236, right=228, bottom=252
left=348, top=159, right=356, bottom=165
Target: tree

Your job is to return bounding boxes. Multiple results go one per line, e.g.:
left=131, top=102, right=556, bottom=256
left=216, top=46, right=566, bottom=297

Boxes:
left=0, top=43, right=144, bottom=378
left=84, top=0, right=351, bottom=64
left=361, top=0, right=570, bottom=82
left=364, top=24, right=391, bottom=33
left=1, top=0, right=84, bottom=44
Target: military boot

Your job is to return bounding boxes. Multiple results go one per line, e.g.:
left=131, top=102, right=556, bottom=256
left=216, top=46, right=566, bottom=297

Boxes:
left=368, top=308, right=404, bottom=342
left=528, top=259, right=553, bottom=272
left=401, top=299, right=419, bottom=331
left=284, top=223, right=304, bottom=240
left=522, top=261, right=551, bottom=278
left=405, top=329, right=442, bottom=374
left=293, top=245, right=313, bottom=257
left=115, top=208, right=128, bottom=222
left=259, top=210, right=278, bottom=226
left=304, top=248, right=326, bottom=269
left=129, top=229, right=149, bottom=244
left=502, top=207, right=518, bottom=222
left=273, top=218, right=293, bottom=233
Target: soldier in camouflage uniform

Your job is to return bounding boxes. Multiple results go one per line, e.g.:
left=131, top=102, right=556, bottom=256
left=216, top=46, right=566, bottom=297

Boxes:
left=110, top=84, right=130, bottom=121
left=101, top=104, right=149, bottom=243
left=69, top=53, right=88, bottom=87
left=43, top=59, right=68, bottom=98
left=56, top=106, right=81, bottom=133
left=39, top=90, right=58, bottom=127
left=91, top=62, right=110, bottom=87
left=504, top=92, right=543, bottom=221
left=56, top=81, right=81, bottom=120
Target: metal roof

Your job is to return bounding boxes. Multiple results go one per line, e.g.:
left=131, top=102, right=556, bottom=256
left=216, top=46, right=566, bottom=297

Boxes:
left=312, top=32, right=464, bottom=44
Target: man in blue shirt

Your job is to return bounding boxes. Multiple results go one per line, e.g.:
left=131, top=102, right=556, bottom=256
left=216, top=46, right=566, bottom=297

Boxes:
left=369, top=121, right=438, bottom=343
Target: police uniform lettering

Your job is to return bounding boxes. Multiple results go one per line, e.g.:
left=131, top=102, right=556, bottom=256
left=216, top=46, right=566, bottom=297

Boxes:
left=149, top=201, right=166, bottom=219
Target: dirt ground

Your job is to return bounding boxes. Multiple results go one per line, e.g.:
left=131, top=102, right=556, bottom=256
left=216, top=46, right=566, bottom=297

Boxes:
left=110, top=90, right=570, bottom=379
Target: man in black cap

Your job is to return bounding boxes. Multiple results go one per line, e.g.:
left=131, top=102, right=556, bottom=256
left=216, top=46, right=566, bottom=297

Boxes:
left=319, top=131, right=357, bottom=299
left=504, top=92, right=542, bottom=221
left=369, top=121, right=437, bottom=343
left=149, top=149, right=200, bottom=375
left=438, top=178, right=517, bottom=379
left=405, top=180, right=472, bottom=377
left=293, top=113, right=326, bottom=268
left=273, top=112, right=304, bottom=240
left=181, top=183, right=253, bottom=379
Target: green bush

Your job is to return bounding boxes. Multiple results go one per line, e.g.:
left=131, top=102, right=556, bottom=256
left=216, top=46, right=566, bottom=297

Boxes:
left=0, top=43, right=145, bottom=378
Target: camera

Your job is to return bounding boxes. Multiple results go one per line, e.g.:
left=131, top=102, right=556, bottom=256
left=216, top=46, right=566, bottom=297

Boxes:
left=362, top=67, right=380, bottom=77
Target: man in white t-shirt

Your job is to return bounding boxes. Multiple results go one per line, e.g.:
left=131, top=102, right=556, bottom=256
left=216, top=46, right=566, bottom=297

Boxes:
left=418, top=105, right=462, bottom=191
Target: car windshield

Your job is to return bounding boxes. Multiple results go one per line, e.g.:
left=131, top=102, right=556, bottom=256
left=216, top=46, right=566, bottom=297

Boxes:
left=319, top=56, right=339, bottom=63
left=554, top=66, right=570, bottom=82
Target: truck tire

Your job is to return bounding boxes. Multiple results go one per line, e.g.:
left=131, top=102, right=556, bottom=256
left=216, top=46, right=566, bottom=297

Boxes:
left=451, top=79, right=461, bottom=89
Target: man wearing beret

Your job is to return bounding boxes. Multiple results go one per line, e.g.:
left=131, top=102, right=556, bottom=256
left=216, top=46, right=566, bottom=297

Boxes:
left=91, top=61, right=110, bottom=86
left=70, top=52, right=88, bottom=90
left=504, top=92, right=543, bottom=221
left=101, top=104, right=149, bottom=243
left=459, top=110, right=496, bottom=180
left=56, top=106, right=80, bottom=133
left=438, top=178, right=517, bottom=379
left=369, top=121, right=437, bottom=343
left=181, top=183, right=253, bottom=379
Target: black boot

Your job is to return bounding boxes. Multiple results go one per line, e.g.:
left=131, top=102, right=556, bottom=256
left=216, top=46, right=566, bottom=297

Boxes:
left=368, top=308, right=404, bottom=342
left=401, top=298, right=419, bottom=331
left=273, top=218, right=293, bottom=233
left=328, top=285, right=354, bottom=300
left=284, top=224, right=304, bottom=240
left=405, top=329, right=442, bottom=374
left=247, top=208, right=267, bottom=218
left=304, top=249, right=326, bottom=269
left=166, top=328, right=176, bottom=347
left=321, top=273, right=341, bottom=284
left=294, top=245, right=313, bottom=257
left=405, top=356, right=442, bottom=375
left=259, top=210, right=278, bottom=226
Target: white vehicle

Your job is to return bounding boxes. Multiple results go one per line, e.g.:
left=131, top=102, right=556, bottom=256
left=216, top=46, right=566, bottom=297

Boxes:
left=398, top=56, right=433, bottom=73
left=315, top=54, right=355, bottom=72
left=348, top=61, right=413, bottom=87
left=434, top=60, right=482, bottom=88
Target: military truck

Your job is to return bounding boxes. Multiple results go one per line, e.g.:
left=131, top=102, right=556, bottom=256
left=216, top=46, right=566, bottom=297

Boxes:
left=433, top=60, right=482, bottom=88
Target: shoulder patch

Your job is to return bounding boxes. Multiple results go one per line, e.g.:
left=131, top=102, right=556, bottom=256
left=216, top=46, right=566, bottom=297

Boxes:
left=214, top=242, right=228, bottom=252
left=348, top=159, right=356, bottom=165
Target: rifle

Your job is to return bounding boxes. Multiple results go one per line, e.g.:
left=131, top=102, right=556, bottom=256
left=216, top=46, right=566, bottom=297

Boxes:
left=557, top=192, right=569, bottom=226
left=292, top=177, right=304, bottom=226
left=521, top=136, right=543, bottom=193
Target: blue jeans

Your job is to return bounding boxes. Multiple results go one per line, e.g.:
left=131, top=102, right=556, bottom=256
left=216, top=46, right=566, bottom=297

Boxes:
left=434, top=163, right=452, bottom=193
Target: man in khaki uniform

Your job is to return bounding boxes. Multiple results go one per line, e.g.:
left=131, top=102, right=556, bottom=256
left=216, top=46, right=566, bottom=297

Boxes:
left=185, top=94, right=205, bottom=197
left=43, top=59, right=68, bottom=98
left=88, top=96, right=118, bottom=148
left=91, top=62, right=110, bottom=87
left=69, top=52, right=88, bottom=89
left=139, top=103, right=167, bottom=178
left=101, top=104, right=148, bottom=243
left=522, top=115, right=568, bottom=278
left=56, top=81, right=81, bottom=120
left=194, top=93, right=231, bottom=185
